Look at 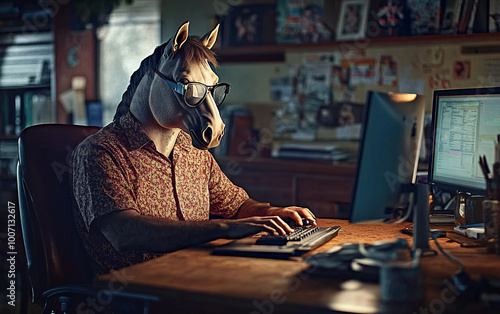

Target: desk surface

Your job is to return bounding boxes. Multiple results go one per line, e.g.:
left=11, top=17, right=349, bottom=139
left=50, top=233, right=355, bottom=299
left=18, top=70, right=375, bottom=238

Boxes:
left=97, top=219, right=500, bottom=314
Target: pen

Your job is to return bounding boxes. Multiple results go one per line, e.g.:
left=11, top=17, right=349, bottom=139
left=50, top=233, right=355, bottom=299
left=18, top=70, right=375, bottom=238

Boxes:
left=479, top=155, right=490, bottom=180
left=496, top=134, right=499, bottom=163
left=494, top=162, right=500, bottom=201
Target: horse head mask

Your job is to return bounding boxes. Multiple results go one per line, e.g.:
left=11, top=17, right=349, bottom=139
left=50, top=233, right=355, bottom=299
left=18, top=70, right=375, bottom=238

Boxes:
left=114, top=21, right=228, bottom=150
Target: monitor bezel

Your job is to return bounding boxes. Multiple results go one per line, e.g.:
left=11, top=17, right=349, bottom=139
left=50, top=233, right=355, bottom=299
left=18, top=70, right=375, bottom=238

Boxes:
left=427, top=87, right=500, bottom=196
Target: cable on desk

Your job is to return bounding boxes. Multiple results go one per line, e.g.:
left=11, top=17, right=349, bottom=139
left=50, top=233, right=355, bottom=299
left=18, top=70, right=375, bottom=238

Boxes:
left=431, top=234, right=464, bottom=274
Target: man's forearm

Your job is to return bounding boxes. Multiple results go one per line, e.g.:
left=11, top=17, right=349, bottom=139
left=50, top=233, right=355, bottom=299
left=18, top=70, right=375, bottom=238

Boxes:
left=95, top=210, right=230, bottom=253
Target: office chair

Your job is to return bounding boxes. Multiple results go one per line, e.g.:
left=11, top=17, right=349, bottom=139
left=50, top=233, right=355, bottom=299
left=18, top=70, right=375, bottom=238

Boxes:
left=17, top=124, right=159, bottom=314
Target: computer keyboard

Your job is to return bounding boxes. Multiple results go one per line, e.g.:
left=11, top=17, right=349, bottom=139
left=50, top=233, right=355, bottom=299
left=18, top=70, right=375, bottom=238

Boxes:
left=212, top=223, right=341, bottom=258
left=255, top=225, right=322, bottom=245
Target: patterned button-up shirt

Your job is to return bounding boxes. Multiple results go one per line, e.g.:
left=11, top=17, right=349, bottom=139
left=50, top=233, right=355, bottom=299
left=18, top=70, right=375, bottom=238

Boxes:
left=72, top=111, right=249, bottom=274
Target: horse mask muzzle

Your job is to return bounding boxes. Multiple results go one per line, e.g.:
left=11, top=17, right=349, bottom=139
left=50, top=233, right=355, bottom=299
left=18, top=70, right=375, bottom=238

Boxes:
left=184, top=102, right=225, bottom=150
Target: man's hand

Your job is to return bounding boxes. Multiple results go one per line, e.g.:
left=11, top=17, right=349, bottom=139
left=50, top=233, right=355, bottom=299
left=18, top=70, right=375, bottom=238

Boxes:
left=235, top=199, right=317, bottom=230
left=266, top=206, right=317, bottom=227
left=221, top=216, right=294, bottom=239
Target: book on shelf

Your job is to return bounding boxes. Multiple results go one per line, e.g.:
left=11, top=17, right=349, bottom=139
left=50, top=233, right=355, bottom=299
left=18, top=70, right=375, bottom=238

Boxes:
left=454, top=0, right=489, bottom=33
left=457, top=0, right=475, bottom=33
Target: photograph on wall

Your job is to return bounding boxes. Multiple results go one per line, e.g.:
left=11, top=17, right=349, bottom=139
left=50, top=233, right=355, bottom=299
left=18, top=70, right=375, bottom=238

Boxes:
left=379, top=55, right=398, bottom=86
left=336, top=0, right=369, bottom=40
left=453, top=60, right=471, bottom=80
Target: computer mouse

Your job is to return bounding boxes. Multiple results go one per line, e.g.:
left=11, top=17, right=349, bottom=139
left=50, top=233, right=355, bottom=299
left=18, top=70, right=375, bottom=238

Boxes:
left=302, top=218, right=312, bottom=226
left=284, top=218, right=309, bottom=227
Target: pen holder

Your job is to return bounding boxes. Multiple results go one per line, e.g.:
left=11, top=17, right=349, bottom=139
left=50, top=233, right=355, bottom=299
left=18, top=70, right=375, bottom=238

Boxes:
left=454, top=192, right=485, bottom=225
left=483, top=200, right=500, bottom=254
left=380, top=262, right=422, bottom=302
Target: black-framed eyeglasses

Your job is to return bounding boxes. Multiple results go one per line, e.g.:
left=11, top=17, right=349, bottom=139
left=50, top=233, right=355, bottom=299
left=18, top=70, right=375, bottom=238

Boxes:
left=153, top=68, right=230, bottom=108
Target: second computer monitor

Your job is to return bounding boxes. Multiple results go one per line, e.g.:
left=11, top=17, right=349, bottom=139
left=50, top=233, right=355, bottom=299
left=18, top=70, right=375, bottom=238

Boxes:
left=428, top=87, right=500, bottom=195
left=350, top=91, right=425, bottom=223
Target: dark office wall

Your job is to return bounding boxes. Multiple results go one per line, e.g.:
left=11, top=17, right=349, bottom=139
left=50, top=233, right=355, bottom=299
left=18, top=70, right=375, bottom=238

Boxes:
left=54, top=1, right=96, bottom=123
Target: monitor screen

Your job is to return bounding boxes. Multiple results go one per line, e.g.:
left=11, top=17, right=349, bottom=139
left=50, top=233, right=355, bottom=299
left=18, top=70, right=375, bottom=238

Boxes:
left=350, top=92, right=425, bottom=223
left=428, top=87, right=500, bottom=195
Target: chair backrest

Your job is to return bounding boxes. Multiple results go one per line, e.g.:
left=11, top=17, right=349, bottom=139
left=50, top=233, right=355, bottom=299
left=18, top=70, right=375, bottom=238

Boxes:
left=17, top=124, right=100, bottom=304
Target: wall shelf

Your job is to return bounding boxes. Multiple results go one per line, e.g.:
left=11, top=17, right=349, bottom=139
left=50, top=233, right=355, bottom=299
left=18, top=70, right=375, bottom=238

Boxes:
left=216, top=33, right=500, bottom=63
left=0, top=84, right=51, bottom=91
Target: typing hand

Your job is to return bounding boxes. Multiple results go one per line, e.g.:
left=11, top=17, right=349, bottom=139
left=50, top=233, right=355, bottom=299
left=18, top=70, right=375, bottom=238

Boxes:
left=267, top=206, right=317, bottom=228
left=222, top=216, right=294, bottom=239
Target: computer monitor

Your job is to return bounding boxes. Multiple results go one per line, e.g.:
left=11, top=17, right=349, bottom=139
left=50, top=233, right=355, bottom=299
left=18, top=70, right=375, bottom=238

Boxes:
left=350, top=91, right=425, bottom=223
left=428, top=87, right=500, bottom=196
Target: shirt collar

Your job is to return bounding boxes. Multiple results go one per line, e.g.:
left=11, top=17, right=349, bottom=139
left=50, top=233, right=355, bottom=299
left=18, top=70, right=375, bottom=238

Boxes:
left=119, top=111, right=152, bottom=151
left=119, top=111, right=193, bottom=152
left=175, top=131, right=194, bottom=152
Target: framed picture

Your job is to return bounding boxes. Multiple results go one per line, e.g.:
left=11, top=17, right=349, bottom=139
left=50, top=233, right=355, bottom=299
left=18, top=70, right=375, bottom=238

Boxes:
left=223, top=4, right=275, bottom=47
left=336, top=0, right=369, bottom=41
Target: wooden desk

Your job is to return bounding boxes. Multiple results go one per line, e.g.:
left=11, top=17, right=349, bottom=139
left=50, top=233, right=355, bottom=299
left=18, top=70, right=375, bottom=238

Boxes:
left=96, top=219, right=500, bottom=314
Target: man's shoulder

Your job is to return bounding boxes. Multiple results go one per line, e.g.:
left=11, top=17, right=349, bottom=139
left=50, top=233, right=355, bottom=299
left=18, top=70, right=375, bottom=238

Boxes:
left=75, top=122, right=124, bottom=156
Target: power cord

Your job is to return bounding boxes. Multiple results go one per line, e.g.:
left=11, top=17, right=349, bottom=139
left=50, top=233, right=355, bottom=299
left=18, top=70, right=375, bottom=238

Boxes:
left=431, top=234, right=477, bottom=295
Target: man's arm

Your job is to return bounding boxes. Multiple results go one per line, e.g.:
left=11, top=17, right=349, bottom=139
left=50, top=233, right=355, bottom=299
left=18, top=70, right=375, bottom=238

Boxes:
left=94, top=209, right=293, bottom=253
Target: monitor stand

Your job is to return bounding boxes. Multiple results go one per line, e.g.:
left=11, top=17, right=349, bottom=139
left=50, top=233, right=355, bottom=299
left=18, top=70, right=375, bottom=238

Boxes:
left=412, top=184, right=437, bottom=256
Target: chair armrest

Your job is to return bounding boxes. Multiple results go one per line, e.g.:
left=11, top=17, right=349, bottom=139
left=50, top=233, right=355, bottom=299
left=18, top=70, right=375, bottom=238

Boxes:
left=43, top=284, right=160, bottom=302
left=43, top=284, right=160, bottom=314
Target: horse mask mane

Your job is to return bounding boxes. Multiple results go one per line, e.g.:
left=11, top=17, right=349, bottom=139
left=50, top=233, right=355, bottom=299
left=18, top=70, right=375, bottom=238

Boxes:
left=114, top=21, right=226, bottom=150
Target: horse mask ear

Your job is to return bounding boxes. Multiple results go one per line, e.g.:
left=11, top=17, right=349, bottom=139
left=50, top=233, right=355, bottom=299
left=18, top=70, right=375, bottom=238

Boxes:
left=201, top=24, right=219, bottom=50
left=172, top=21, right=189, bottom=53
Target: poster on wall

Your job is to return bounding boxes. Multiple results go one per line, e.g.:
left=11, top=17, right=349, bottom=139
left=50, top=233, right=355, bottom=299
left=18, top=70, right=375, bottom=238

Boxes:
left=407, top=0, right=441, bottom=35
left=344, top=58, right=377, bottom=86
left=275, top=0, right=332, bottom=44
left=369, top=0, right=410, bottom=37
left=483, top=58, right=500, bottom=85
left=223, top=4, right=276, bottom=47
left=440, top=0, right=462, bottom=34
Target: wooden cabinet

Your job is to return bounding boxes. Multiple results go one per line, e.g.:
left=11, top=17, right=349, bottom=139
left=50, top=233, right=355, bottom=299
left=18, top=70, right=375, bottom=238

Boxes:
left=216, top=156, right=356, bottom=219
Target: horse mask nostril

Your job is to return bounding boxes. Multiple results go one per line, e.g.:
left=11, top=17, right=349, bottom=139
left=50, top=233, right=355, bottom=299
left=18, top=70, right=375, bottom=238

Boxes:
left=218, top=128, right=224, bottom=142
left=202, top=126, right=213, bottom=143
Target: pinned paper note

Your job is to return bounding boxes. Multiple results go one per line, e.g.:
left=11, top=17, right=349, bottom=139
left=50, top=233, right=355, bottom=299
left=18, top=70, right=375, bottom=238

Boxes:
left=399, top=79, right=424, bottom=95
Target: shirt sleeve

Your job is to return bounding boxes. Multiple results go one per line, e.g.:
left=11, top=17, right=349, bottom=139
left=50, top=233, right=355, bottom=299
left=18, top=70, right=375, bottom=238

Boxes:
left=72, top=141, right=139, bottom=231
left=208, top=154, right=249, bottom=218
